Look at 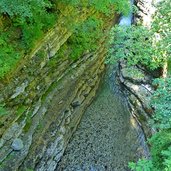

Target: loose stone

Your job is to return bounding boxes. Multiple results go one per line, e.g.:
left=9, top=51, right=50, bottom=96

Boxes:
left=11, top=138, right=24, bottom=151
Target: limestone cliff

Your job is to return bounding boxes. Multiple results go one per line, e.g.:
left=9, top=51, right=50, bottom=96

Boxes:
left=0, top=7, right=116, bottom=171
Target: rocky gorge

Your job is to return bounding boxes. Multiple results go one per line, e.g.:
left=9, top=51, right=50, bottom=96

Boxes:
left=56, top=0, right=156, bottom=170
left=0, top=0, right=159, bottom=171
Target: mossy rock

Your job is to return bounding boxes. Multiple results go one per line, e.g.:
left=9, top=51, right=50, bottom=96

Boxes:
left=122, top=67, right=145, bottom=81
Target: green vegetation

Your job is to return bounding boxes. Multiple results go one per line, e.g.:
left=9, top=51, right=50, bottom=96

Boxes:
left=105, top=0, right=171, bottom=170
left=151, top=78, right=171, bottom=130
left=107, top=25, right=164, bottom=70
left=26, top=169, right=34, bottom=171
left=16, top=105, right=27, bottom=116
left=0, top=0, right=56, bottom=78
left=152, top=0, right=171, bottom=63
left=68, top=16, right=104, bottom=60
left=58, top=0, right=130, bottom=16
left=134, top=77, right=171, bottom=171
left=0, top=0, right=170, bottom=170
left=54, top=0, right=130, bottom=60
left=106, top=0, right=171, bottom=170
left=0, top=0, right=130, bottom=79
left=0, top=103, right=9, bottom=116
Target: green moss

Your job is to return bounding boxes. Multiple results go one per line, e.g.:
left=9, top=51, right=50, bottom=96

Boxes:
left=122, top=68, right=145, bottom=80
left=26, top=169, right=34, bottom=171
left=0, top=104, right=9, bottom=116
left=16, top=105, right=27, bottom=116
left=37, top=122, right=43, bottom=130
left=36, top=49, right=46, bottom=59
left=167, top=59, right=171, bottom=76
left=23, top=112, right=32, bottom=132
left=41, top=80, right=59, bottom=102
left=138, top=114, right=146, bottom=122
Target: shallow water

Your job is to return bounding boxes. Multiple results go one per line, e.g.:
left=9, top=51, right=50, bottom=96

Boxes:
left=56, top=67, right=144, bottom=171
left=119, top=0, right=134, bottom=26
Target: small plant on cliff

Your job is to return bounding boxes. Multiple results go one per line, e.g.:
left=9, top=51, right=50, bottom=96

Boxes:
left=68, top=16, right=104, bottom=59
left=0, top=32, right=21, bottom=77
left=0, top=104, right=9, bottom=116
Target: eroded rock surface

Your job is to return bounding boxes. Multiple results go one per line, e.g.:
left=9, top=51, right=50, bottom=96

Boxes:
left=135, top=0, right=155, bottom=27
left=117, top=60, right=154, bottom=140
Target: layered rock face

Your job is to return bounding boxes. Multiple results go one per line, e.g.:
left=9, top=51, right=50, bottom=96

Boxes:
left=0, top=8, right=115, bottom=171
left=117, top=61, right=154, bottom=138
left=135, top=0, right=155, bottom=27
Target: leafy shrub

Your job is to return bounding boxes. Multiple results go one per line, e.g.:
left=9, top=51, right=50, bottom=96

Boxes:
left=129, top=131, right=171, bottom=171
left=149, top=130, right=171, bottom=170
left=152, top=0, right=171, bottom=73
left=68, top=16, right=104, bottom=59
left=0, top=0, right=56, bottom=78
left=107, top=0, right=171, bottom=71
left=106, top=25, right=164, bottom=70
left=0, top=0, right=52, bottom=21
left=129, top=159, right=153, bottom=171
left=10, top=0, right=56, bottom=49
left=0, top=32, right=21, bottom=78
left=129, top=77, right=171, bottom=171
left=129, top=78, right=171, bottom=171
left=162, top=146, right=171, bottom=170
left=151, top=78, right=171, bottom=129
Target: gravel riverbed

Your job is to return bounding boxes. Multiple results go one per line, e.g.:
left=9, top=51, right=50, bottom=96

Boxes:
left=56, top=68, right=141, bottom=171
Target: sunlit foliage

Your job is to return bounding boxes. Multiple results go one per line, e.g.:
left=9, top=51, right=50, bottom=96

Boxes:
left=107, top=25, right=164, bottom=70
left=0, top=0, right=130, bottom=78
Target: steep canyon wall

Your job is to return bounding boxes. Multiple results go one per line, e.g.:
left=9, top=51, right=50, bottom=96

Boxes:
left=0, top=7, right=116, bottom=171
